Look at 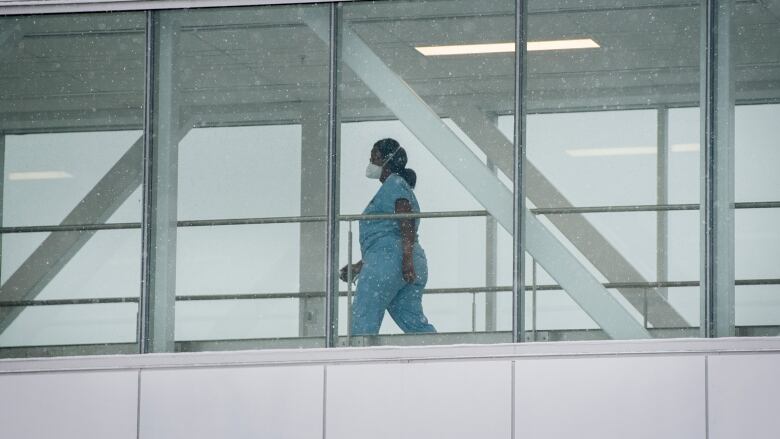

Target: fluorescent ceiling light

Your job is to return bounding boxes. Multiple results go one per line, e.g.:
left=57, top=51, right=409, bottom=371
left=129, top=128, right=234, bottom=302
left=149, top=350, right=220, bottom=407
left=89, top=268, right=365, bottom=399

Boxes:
left=416, top=42, right=515, bottom=56
left=670, top=143, right=699, bottom=152
left=566, top=143, right=700, bottom=157
left=567, top=146, right=656, bottom=157
left=528, top=39, right=600, bottom=51
left=8, top=171, right=73, bottom=181
left=415, top=39, right=599, bottom=56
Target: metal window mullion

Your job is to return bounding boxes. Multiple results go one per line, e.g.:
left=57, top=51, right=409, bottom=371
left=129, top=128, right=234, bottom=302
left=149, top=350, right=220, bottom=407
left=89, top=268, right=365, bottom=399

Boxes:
left=0, top=133, right=5, bottom=290
left=701, top=0, right=735, bottom=338
left=0, top=133, right=4, bottom=285
left=140, top=11, right=180, bottom=353
left=512, top=0, right=527, bottom=343
left=324, top=3, right=340, bottom=348
left=138, top=10, right=155, bottom=354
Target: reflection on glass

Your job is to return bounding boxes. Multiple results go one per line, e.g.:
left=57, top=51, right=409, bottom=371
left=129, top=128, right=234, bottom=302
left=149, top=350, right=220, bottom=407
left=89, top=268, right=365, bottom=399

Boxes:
left=733, top=0, right=780, bottom=336
left=4, top=131, right=144, bottom=227
left=0, top=13, right=145, bottom=355
left=338, top=0, right=515, bottom=344
left=0, top=230, right=141, bottom=348
left=153, top=5, right=330, bottom=350
left=1, top=0, right=773, bottom=358
left=527, top=0, right=700, bottom=339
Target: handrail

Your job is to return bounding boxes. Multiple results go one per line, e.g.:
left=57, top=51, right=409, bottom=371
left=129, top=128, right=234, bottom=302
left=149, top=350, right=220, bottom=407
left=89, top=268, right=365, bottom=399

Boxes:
left=2, top=278, right=778, bottom=308
left=2, top=201, right=778, bottom=234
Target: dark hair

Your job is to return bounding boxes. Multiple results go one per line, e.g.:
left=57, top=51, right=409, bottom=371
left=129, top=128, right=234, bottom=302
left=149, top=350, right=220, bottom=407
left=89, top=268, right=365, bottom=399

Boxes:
left=374, top=138, right=417, bottom=188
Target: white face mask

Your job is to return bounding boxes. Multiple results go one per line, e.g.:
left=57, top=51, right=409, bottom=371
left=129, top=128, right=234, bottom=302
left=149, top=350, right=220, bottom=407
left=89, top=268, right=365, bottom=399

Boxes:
left=365, top=163, right=383, bottom=179
left=365, top=147, right=401, bottom=180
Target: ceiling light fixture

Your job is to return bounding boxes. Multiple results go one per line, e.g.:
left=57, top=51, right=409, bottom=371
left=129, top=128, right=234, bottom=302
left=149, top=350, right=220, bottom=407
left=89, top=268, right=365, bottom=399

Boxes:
left=566, top=143, right=700, bottom=157
left=670, top=143, right=700, bottom=152
left=415, top=39, right=599, bottom=56
left=8, top=171, right=73, bottom=181
left=528, top=38, right=600, bottom=52
left=566, top=146, right=657, bottom=157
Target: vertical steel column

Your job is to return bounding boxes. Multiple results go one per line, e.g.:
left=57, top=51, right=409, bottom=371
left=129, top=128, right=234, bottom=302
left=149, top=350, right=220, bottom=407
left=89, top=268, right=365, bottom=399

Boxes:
left=139, top=11, right=155, bottom=353
left=655, top=107, right=669, bottom=328
left=485, top=162, right=498, bottom=332
left=141, top=11, right=179, bottom=353
left=657, top=107, right=669, bottom=300
left=299, top=110, right=328, bottom=338
left=324, top=3, right=340, bottom=347
left=0, top=134, right=4, bottom=287
left=531, top=258, right=537, bottom=341
left=701, top=0, right=736, bottom=338
left=512, top=0, right=527, bottom=343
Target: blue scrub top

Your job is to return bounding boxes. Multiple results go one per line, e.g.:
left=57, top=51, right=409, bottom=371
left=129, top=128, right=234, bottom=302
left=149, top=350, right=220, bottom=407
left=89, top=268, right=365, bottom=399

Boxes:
left=359, top=173, right=420, bottom=254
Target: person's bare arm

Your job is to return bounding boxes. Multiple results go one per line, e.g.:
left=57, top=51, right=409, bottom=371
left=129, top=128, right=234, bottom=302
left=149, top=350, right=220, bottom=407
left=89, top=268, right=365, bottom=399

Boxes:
left=339, top=260, right=363, bottom=282
left=396, top=198, right=416, bottom=283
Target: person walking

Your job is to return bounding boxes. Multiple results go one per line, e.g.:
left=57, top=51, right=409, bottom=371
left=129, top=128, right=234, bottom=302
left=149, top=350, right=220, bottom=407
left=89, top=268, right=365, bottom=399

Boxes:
left=340, top=138, right=436, bottom=335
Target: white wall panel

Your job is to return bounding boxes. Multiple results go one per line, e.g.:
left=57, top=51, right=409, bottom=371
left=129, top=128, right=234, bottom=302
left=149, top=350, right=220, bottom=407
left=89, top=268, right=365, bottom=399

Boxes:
left=138, top=365, right=324, bottom=439
left=514, top=356, right=706, bottom=439
left=326, top=360, right=512, bottom=439
left=0, top=370, right=139, bottom=439
left=708, top=353, right=780, bottom=439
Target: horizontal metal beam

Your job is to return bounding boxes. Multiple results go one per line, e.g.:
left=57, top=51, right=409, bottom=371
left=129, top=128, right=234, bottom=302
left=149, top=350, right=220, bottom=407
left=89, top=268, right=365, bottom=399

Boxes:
left=0, top=342, right=138, bottom=359
left=0, top=0, right=727, bottom=18
left=5, top=326, right=780, bottom=359
left=0, top=0, right=355, bottom=15
left=3, top=277, right=780, bottom=307
left=2, top=201, right=777, bottom=235
left=5, top=97, right=780, bottom=137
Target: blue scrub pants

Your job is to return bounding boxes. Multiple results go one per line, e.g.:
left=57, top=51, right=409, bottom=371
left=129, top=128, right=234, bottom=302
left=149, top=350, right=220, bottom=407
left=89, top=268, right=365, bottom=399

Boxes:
left=351, top=238, right=436, bottom=335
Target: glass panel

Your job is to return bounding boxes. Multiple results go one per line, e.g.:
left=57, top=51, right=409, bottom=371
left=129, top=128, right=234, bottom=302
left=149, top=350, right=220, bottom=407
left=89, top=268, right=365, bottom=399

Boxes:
left=0, top=229, right=141, bottom=350
left=0, top=231, right=142, bottom=352
left=736, top=286, right=780, bottom=333
left=527, top=0, right=700, bottom=340
left=668, top=107, right=700, bottom=205
left=3, top=131, right=143, bottom=227
left=152, top=5, right=330, bottom=351
left=522, top=285, right=700, bottom=340
left=337, top=0, right=515, bottom=345
left=523, top=211, right=699, bottom=339
left=733, top=0, right=780, bottom=336
left=0, top=13, right=145, bottom=357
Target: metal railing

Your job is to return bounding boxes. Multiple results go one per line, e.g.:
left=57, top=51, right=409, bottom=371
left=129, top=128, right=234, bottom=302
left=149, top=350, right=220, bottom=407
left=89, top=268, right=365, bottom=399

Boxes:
left=1, top=200, right=777, bottom=234
left=3, top=279, right=778, bottom=309
left=1, top=202, right=779, bottom=340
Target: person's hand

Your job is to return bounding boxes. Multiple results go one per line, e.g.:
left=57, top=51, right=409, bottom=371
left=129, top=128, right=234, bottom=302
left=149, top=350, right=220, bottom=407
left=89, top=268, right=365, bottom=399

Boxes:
left=339, top=261, right=362, bottom=282
left=402, top=257, right=415, bottom=283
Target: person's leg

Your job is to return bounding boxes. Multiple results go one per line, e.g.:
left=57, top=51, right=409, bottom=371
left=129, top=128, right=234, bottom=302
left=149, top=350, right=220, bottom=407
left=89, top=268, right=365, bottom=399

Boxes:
left=350, top=246, right=405, bottom=335
left=387, top=250, right=436, bottom=333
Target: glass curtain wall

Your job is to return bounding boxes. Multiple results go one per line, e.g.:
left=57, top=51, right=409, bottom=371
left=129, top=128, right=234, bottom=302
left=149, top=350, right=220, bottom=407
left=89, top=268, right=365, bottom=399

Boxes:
left=336, top=0, right=516, bottom=344
left=149, top=5, right=330, bottom=351
left=0, top=13, right=145, bottom=355
left=2, top=0, right=775, bottom=358
left=525, top=0, right=701, bottom=339
left=733, top=1, right=780, bottom=336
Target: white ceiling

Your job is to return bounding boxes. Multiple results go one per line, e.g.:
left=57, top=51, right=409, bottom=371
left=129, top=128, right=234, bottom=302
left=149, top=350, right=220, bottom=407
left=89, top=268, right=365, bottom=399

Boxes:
left=0, top=0, right=778, bottom=133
